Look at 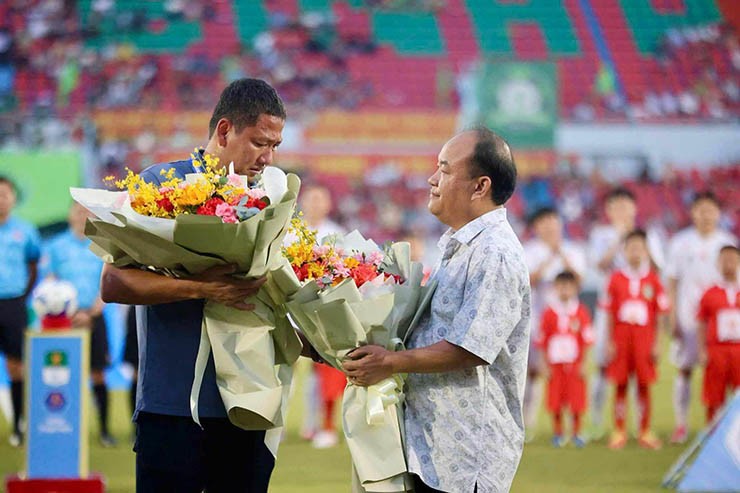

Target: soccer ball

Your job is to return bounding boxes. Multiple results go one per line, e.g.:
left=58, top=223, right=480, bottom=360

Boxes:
left=32, top=279, right=78, bottom=319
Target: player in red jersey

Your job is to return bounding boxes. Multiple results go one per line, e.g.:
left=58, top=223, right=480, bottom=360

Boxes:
left=536, top=271, right=593, bottom=448
left=697, top=245, right=740, bottom=422
left=604, top=230, right=669, bottom=450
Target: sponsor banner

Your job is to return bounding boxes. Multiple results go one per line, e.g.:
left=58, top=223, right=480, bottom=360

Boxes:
left=26, top=331, right=90, bottom=479
left=0, top=152, right=81, bottom=227
left=461, top=61, right=558, bottom=148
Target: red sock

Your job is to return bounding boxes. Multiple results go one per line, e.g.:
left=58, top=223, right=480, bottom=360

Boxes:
left=572, top=413, right=582, bottom=436
left=638, top=384, right=651, bottom=433
left=615, top=384, right=628, bottom=431
left=323, top=398, right=335, bottom=431
left=553, top=411, right=563, bottom=435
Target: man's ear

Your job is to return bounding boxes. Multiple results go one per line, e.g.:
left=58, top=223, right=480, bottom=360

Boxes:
left=472, top=176, right=492, bottom=201
left=215, top=118, right=232, bottom=147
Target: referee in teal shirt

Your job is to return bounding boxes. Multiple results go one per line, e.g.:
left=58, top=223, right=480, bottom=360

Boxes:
left=45, top=202, right=116, bottom=447
left=0, top=176, right=40, bottom=447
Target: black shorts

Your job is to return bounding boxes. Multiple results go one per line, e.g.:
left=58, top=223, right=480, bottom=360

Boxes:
left=0, top=296, right=28, bottom=360
left=123, top=306, right=139, bottom=367
left=90, top=314, right=110, bottom=371
left=134, top=412, right=274, bottom=493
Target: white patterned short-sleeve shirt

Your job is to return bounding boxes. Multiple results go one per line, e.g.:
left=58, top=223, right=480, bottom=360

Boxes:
left=405, top=208, right=531, bottom=493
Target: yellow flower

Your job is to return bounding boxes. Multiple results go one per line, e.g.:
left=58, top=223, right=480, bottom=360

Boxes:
left=306, top=263, right=326, bottom=279
left=174, top=184, right=212, bottom=207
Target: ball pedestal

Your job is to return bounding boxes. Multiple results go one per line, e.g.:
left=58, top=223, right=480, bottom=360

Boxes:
left=6, top=319, right=106, bottom=492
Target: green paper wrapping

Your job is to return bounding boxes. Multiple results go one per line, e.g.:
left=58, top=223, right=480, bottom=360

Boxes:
left=71, top=173, right=302, bottom=455
left=279, top=238, right=436, bottom=492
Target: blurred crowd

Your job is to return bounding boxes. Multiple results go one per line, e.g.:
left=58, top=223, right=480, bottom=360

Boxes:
left=299, top=160, right=740, bottom=263
left=1, top=0, right=738, bottom=140
left=573, top=22, right=740, bottom=123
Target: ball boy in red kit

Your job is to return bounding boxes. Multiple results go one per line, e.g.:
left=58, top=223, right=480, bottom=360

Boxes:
left=604, top=230, right=669, bottom=450
left=697, top=245, right=740, bottom=422
left=536, top=270, right=593, bottom=448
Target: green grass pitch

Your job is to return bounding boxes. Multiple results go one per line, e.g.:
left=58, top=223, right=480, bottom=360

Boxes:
left=0, top=334, right=710, bottom=492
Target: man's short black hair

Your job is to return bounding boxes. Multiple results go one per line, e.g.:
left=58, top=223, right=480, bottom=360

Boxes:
left=208, top=78, right=286, bottom=138
left=625, top=228, right=647, bottom=243
left=0, top=175, right=16, bottom=193
left=692, top=190, right=720, bottom=208
left=466, top=127, right=517, bottom=205
left=528, top=206, right=558, bottom=227
left=719, top=244, right=739, bottom=256
left=554, top=270, right=578, bottom=284
left=605, top=186, right=635, bottom=203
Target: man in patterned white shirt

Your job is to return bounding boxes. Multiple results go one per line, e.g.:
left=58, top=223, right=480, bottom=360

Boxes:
left=344, top=128, right=531, bottom=493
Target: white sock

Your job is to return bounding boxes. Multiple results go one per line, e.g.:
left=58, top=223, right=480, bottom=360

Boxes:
left=524, top=378, right=543, bottom=431
left=591, top=372, right=608, bottom=428
left=673, top=374, right=691, bottom=429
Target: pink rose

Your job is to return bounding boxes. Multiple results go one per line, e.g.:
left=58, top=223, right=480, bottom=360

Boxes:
left=367, top=251, right=385, bottom=266
left=227, top=174, right=245, bottom=189
left=246, top=188, right=267, bottom=200
left=215, top=202, right=238, bottom=223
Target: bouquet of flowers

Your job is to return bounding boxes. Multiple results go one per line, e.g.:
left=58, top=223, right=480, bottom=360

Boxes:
left=273, top=220, right=436, bottom=492
left=70, top=151, right=302, bottom=455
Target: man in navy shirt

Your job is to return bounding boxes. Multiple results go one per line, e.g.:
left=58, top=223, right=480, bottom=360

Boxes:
left=100, top=79, right=286, bottom=493
left=0, top=176, right=41, bottom=447
left=45, top=202, right=116, bottom=447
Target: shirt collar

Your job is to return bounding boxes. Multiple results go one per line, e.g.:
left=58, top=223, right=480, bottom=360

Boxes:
left=437, top=208, right=507, bottom=252
left=622, top=261, right=650, bottom=280
left=551, top=297, right=580, bottom=317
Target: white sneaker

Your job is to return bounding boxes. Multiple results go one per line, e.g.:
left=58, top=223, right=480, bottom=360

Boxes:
left=8, top=432, right=22, bottom=448
left=312, top=430, right=338, bottom=449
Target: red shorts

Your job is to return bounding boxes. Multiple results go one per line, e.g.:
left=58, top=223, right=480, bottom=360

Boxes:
left=703, top=344, right=740, bottom=408
left=547, top=364, right=586, bottom=414
left=608, top=324, right=656, bottom=386
left=314, top=363, right=347, bottom=402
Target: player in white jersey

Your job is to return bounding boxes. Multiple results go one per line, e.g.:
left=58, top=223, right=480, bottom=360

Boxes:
left=665, top=191, right=737, bottom=444
left=587, top=187, right=665, bottom=436
left=523, top=207, right=587, bottom=440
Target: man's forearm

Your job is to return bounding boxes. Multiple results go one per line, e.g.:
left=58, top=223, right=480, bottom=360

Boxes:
left=100, top=264, right=202, bottom=305
left=387, top=341, right=486, bottom=374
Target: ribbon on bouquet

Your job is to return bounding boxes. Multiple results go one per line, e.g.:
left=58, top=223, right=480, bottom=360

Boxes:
left=345, top=338, right=413, bottom=493
left=363, top=338, right=407, bottom=427
left=365, top=375, right=404, bottom=426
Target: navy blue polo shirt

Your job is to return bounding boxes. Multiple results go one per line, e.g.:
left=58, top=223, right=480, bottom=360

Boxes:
left=133, top=157, right=226, bottom=420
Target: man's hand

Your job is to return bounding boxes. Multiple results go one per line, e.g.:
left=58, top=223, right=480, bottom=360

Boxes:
left=71, top=310, right=93, bottom=329
left=191, top=264, right=266, bottom=310
left=342, top=345, right=394, bottom=387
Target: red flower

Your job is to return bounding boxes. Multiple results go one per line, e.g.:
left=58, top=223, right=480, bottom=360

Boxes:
left=156, top=197, right=174, bottom=213
left=384, top=272, right=404, bottom=284
left=350, top=263, right=379, bottom=288
left=293, top=264, right=309, bottom=281
left=197, top=197, right=225, bottom=216
left=244, top=197, right=269, bottom=210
